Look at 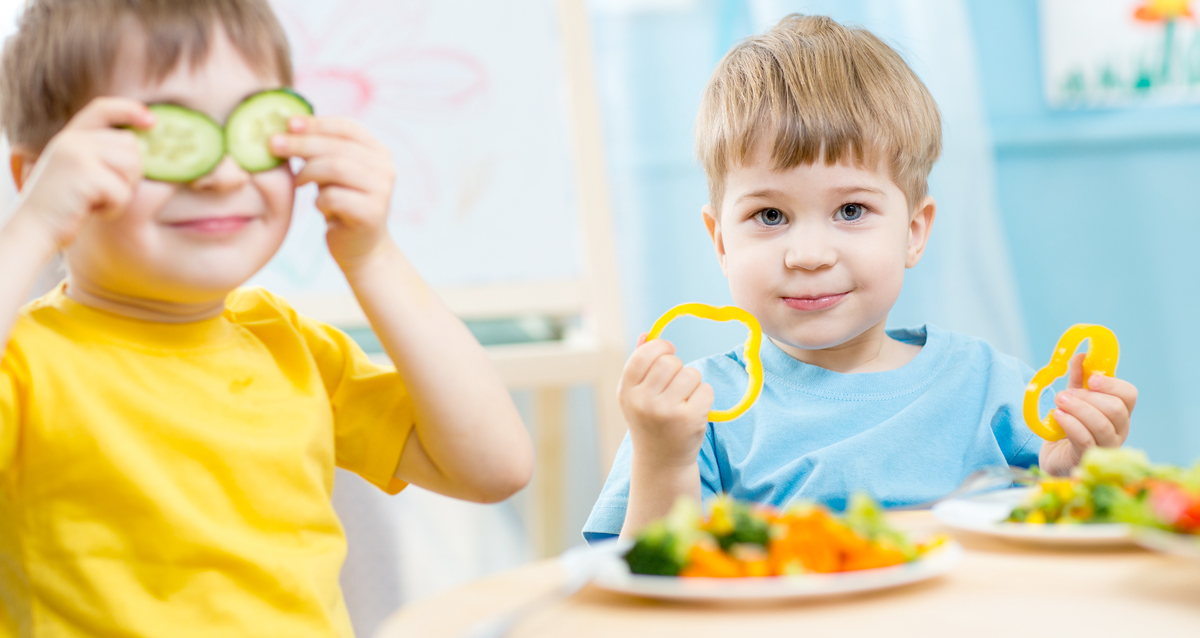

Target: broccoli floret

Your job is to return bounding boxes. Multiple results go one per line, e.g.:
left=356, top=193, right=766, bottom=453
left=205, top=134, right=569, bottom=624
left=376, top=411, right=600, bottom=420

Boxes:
left=702, top=495, right=769, bottom=552
left=623, top=498, right=704, bottom=576
left=624, top=523, right=688, bottom=576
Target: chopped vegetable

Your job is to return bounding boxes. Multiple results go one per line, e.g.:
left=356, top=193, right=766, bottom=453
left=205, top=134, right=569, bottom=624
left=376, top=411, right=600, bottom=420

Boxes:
left=1006, top=447, right=1200, bottom=534
left=703, top=495, right=770, bottom=552
left=624, top=493, right=942, bottom=578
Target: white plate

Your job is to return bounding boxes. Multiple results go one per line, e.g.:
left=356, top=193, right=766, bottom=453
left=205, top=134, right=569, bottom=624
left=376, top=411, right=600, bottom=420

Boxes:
left=931, top=487, right=1132, bottom=546
left=1132, top=527, right=1200, bottom=559
left=588, top=539, right=962, bottom=601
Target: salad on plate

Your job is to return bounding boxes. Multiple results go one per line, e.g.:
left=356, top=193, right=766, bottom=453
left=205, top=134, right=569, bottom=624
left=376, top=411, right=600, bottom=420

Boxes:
left=1006, top=447, right=1199, bottom=533
left=592, top=494, right=960, bottom=601
left=932, top=447, right=1200, bottom=548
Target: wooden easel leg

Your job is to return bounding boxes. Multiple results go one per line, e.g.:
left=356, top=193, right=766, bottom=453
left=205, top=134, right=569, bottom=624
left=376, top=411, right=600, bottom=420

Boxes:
left=594, top=352, right=628, bottom=477
left=532, top=386, right=567, bottom=558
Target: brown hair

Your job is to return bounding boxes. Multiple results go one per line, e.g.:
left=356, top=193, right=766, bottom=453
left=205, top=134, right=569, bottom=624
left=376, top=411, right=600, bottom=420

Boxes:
left=696, top=14, right=941, bottom=211
left=0, top=0, right=293, bottom=153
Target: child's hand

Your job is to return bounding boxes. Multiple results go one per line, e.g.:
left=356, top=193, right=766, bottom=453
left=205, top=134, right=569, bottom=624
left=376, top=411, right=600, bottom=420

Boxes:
left=1038, top=352, right=1139, bottom=476
left=271, top=116, right=395, bottom=270
left=11, top=97, right=150, bottom=251
left=619, top=334, right=714, bottom=468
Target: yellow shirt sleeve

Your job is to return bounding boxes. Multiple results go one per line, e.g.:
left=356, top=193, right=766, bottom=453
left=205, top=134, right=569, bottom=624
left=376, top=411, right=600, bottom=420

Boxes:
left=293, top=310, right=415, bottom=495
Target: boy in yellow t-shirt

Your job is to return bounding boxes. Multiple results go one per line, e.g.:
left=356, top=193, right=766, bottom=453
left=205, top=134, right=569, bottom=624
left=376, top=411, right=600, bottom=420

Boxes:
left=0, top=1, right=532, bottom=636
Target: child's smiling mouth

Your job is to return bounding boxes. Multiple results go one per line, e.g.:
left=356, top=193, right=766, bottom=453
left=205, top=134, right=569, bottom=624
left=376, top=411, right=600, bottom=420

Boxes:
left=782, top=292, right=849, bottom=312
left=166, top=215, right=257, bottom=235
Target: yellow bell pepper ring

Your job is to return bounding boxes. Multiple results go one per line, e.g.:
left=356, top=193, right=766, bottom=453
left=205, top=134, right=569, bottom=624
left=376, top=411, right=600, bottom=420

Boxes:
left=645, top=303, right=764, bottom=422
left=1023, top=324, right=1120, bottom=441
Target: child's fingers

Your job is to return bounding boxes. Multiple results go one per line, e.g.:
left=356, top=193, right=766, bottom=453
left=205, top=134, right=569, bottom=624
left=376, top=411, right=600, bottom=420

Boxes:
left=314, top=186, right=376, bottom=221
left=640, top=354, right=684, bottom=394
left=1067, top=388, right=1131, bottom=440
left=93, top=130, right=144, bottom=182
left=662, top=366, right=703, bottom=405
left=620, top=339, right=675, bottom=389
left=66, top=97, right=154, bottom=131
left=1052, top=406, right=1097, bottom=451
left=269, top=132, right=365, bottom=160
left=288, top=115, right=381, bottom=145
left=1055, top=391, right=1121, bottom=447
left=686, top=381, right=715, bottom=414
left=1065, top=352, right=1086, bottom=390
left=86, top=169, right=135, bottom=216
left=636, top=332, right=649, bottom=347
left=1085, top=373, right=1139, bottom=414
left=294, top=156, right=386, bottom=192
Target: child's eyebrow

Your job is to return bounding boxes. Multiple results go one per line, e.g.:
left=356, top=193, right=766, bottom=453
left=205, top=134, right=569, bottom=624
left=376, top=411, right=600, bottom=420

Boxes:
left=735, top=189, right=786, bottom=204
left=827, top=185, right=887, bottom=198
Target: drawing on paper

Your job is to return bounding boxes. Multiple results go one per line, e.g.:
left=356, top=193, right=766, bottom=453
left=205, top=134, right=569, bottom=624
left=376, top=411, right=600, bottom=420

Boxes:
left=1041, top=0, right=1200, bottom=108
left=255, top=0, right=582, bottom=295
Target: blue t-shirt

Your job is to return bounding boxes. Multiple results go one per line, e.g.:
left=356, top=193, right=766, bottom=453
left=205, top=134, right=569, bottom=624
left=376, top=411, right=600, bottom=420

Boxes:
left=583, top=325, right=1042, bottom=544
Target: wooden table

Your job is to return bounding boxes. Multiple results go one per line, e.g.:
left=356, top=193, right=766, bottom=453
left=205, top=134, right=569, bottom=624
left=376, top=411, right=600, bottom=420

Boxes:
left=376, top=512, right=1200, bottom=637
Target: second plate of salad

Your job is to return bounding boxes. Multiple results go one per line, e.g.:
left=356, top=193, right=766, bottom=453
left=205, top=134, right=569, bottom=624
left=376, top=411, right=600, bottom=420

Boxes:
left=932, top=447, right=1200, bottom=547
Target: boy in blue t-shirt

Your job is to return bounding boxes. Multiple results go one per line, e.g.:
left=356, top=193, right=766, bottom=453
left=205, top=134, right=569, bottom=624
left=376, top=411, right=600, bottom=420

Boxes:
left=584, top=14, right=1138, bottom=543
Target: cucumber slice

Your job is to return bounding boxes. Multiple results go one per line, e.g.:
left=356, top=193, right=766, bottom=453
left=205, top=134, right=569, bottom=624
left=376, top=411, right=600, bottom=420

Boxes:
left=225, top=89, right=313, bottom=172
left=137, top=104, right=225, bottom=182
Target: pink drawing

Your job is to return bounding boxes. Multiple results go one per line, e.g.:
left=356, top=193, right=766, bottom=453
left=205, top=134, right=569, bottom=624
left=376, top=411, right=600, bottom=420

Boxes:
left=273, top=0, right=490, bottom=226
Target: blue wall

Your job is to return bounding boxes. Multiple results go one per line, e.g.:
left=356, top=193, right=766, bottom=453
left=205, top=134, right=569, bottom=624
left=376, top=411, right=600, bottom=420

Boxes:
left=968, top=0, right=1200, bottom=464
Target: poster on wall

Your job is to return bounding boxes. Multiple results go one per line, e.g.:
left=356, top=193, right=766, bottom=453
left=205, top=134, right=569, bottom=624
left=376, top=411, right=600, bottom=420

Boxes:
left=1040, top=0, right=1200, bottom=108
left=253, top=0, right=583, bottom=296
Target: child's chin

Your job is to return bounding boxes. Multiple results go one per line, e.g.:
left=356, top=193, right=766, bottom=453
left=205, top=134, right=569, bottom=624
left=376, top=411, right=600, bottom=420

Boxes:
left=170, top=269, right=258, bottom=297
left=772, top=327, right=863, bottom=352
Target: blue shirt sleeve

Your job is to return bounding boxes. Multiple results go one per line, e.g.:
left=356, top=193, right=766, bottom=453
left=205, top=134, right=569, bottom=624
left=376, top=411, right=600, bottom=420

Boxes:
left=989, top=356, right=1043, bottom=468
left=582, top=434, right=632, bottom=545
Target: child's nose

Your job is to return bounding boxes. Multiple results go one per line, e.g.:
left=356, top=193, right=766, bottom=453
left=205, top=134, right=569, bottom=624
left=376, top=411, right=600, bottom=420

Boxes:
left=783, top=229, right=838, bottom=271
left=189, top=156, right=250, bottom=193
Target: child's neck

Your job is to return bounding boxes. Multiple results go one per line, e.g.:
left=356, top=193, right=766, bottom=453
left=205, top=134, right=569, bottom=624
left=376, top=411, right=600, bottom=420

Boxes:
left=771, top=319, right=921, bottom=374
left=65, top=275, right=227, bottom=324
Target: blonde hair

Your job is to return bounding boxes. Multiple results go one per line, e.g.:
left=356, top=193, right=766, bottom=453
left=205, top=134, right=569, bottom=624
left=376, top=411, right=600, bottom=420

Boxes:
left=696, top=14, right=941, bottom=211
left=1, top=0, right=293, bottom=154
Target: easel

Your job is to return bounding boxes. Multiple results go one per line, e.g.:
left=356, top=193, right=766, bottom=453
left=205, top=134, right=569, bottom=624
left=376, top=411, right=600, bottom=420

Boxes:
left=288, top=0, right=626, bottom=558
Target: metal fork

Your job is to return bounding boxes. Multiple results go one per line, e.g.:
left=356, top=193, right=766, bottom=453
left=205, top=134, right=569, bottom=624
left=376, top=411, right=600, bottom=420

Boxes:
left=888, top=466, right=1038, bottom=511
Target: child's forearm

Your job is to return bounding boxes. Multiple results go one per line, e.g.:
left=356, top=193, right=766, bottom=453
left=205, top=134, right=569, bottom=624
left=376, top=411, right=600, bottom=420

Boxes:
left=0, top=213, right=60, bottom=353
left=620, top=456, right=701, bottom=540
left=341, top=238, right=532, bottom=503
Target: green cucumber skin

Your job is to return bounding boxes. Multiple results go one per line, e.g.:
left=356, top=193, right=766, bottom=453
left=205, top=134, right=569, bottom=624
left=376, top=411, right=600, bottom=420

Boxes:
left=224, top=88, right=314, bottom=173
left=138, top=104, right=225, bottom=183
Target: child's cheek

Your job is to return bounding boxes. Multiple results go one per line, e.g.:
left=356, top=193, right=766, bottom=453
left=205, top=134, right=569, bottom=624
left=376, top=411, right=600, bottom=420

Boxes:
left=251, top=167, right=296, bottom=220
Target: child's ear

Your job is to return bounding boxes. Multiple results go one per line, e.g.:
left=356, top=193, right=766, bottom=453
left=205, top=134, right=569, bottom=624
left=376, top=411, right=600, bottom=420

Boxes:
left=702, top=204, right=728, bottom=275
left=10, top=147, right=37, bottom=190
left=905, top=195, right=936, bottom=268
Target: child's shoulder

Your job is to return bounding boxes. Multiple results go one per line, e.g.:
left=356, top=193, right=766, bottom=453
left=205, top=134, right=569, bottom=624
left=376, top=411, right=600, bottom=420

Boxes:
left=913, top=325, right=1032, bottom=379
left=224, top=286, right=303, bottom=325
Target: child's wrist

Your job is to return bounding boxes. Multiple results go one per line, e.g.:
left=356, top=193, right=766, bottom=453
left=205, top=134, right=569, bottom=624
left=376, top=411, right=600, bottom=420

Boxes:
left=630, top=440, right=701, bottom=476
left=333, top=233, right=397, bottom=282
left=3, top=209, right=63, bottom=263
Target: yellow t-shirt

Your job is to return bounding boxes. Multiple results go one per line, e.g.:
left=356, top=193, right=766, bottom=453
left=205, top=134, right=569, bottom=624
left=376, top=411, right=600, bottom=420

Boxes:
left=0, top=285, right=413, bottom=637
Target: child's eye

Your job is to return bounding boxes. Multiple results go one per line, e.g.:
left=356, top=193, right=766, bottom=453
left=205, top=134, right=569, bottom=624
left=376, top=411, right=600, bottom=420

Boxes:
left=756, top=208, right=786, bottom=226
left=836, top=203, right=865, bottom=222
